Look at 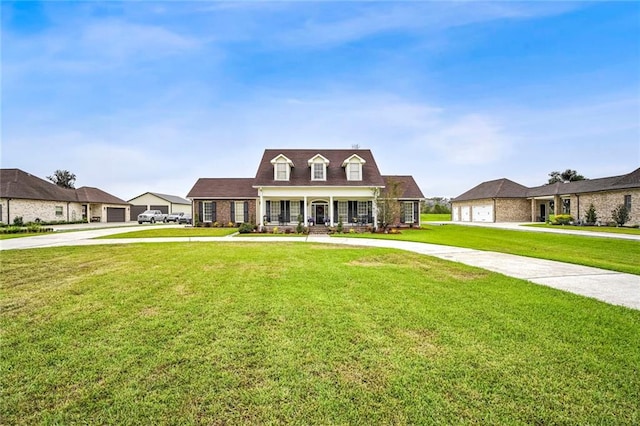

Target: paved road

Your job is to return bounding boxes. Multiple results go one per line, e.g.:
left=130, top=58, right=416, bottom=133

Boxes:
left=2, top=223, right=638, bottom=310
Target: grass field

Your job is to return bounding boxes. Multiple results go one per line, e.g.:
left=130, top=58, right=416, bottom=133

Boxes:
left=343, top=225, right=640, bottom=275
left=525, top=223, right=640, bottom=235
left=421, top=213, right=451, bottom=222
left=1, top=243, right=639, bottom=424
left=99, top=227, right=239, bottom=238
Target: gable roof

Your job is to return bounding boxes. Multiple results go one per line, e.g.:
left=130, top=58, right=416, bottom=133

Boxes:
left=254, top=149, right=386, bottom=187
left=128, top=192, right=191, bottom=205
left=454, top=168, right=640, bottom=201
left=1, top=169, right=77, bottom=202
left=75, top=187, right=129, bottom=205
left=1, top=169, right=128, bottom=204
left=453, top=178, right=529, bottom=202
left=383, top=176, right=425, bottom=199
left=187, top=178, right=257, bottom=199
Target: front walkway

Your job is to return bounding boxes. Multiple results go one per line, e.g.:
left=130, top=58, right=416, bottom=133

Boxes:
left=2, top=225, right=638, bottom=310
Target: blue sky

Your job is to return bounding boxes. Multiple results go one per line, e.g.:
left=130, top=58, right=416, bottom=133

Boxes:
left=2, top=1, right=639, bottom=200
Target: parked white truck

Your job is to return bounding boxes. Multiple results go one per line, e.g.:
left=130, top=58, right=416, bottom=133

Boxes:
left=137, top=210, right=167, bottom=224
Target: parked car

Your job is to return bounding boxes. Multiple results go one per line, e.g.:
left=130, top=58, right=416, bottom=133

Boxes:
left=137, top=210, right=167, bottom=224
left=178, top=213, right=192, bottom=225
left=165, top=212, right=185, bottom=223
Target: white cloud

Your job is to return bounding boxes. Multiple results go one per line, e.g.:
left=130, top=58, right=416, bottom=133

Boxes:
left=423, top=114, right=512, bottom=165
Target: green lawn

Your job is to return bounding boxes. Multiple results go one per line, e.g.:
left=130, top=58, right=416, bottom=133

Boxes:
left=1, top=243, right=638, bottom=424
left=525, top=223, right=640, bottom=236
left=342, top=225, right=640, bottom=275
left=0, top=232, right=51, bottom=240
left=421, top=213, right=451, bottom=222
left=99, top=227, right=239, bottom=238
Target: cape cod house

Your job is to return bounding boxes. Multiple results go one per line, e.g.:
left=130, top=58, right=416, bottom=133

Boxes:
left=452, top=167, right=640, bottom=225
left=187, top=149, right=424, bottom=229
left=0, top=168, right=130, bottom=223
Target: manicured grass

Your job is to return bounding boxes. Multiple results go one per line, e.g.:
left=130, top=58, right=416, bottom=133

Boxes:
left=525, top=223, right=640, bottom=235
left=342, top=225, right=640, bottom=275
left=0, top=232, right=50, bottom=240
left=421, top=213, right=451, bottom=222
left=1, top=243, right=638, bottom=424
left=99, top=227, right=238, bottom=238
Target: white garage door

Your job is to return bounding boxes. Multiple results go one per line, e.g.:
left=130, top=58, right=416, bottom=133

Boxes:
left=452, top=207, right=459, bottom=222
left=472, top=205, right=493, bottom=222
left=461, top=206, right=471, bottom=222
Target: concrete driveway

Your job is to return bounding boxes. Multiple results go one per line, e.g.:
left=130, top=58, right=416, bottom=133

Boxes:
left=2, top=223, right=638, bottom=310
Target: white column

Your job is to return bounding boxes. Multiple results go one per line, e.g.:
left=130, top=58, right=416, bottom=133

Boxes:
left=304, top=195, right=308, bottom=227
left=259, top=190, right=264, bottom=227
left=372, top=198, right=378, bottom=229
left=329, top=195, right=334, bottom=226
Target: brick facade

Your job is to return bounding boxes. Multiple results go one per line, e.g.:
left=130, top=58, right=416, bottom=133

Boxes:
left=495, top=198, right=531, bottom=222
left=195, top=199, right=257, bottom=225
left=0, top=199, right=84, bottom=223
left=571, top=189, right=640, bottom=225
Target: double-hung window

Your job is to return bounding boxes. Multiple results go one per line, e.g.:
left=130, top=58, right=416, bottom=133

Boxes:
left=625, top=195, right=632, bottom=211
left=234, top=202, right=245, bottom=223
left=338, top=201, right=348, bottom=223
left=348, top=163, right=361, bottom=181
left=270, top=202, right=281, bottom=223
left=290, top=202, right=300, bottom=222
left=312, top=163, right=325, bottom=180
left=276, top=163, right=288, bottom=180
left=55, top=206, right=63, bottom=217
left=203, top=202, right=214, bottom=222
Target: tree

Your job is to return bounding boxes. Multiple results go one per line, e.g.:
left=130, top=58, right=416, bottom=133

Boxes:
left=47, top=170, right=76, bottom=189
left=548, top=169, right=586, bottom=184
left=374, top=178, right=404, bottom=230
left=584, top=203, right=598, bottom=225
left=611, top=204, right=630, bottom=227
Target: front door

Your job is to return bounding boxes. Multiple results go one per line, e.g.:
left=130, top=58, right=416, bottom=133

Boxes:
left=540, top=204, right=546, bottom=222
left=313, top=204, right=328, bottom=225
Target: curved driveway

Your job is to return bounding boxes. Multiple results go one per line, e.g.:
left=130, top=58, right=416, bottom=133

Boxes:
left=2, top=224, right=639, bottom=310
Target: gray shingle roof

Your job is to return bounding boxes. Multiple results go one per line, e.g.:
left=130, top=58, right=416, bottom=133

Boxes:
left=145, top=192, right=191, bottom=204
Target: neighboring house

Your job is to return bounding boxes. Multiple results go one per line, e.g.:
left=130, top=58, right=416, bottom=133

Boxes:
left=128, top=192, right=192, bottom=221
left=187, top=149, right=425, bottom=228
left=0, top=168, right=130, bottom=223
left=452, top=168, right=640, bottom=225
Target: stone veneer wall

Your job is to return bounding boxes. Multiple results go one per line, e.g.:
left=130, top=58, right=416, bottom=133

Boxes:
left=0, top=199, right=84, bottom=223
left=570, top=189, right=640, bottom=225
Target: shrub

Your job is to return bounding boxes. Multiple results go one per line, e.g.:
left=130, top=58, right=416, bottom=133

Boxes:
left=227, top=222, right=235, bottom=228
left=238, top=223, right=254, bottom=234
left=584, top=204, right=598, bottom=224
left=552, top=214, right=573, bottom=225
left=13, top=216, right=24, bottom=227
left=337, top=220, right=343, bottom=234
left=611, top=204, right=630, bottom=227
left=212, top=221, right=220, bottom=228
left=284, top=228, right=292, bottom=234
left=296, top=215, right=304, bottom=234
left=272, top=226, right=279, bottom=234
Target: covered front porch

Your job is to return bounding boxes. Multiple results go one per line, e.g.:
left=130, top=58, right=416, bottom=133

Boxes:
left=529, top=195, right=571, bottom=222
left=259, top=197, right=376, bottom=228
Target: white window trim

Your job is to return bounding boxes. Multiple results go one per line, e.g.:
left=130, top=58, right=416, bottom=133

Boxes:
left=347, top=162, right=362, bottom=181
left=203, top=201, right=214, bottom=222
left=311, top=162, right=326, bottom=181
left=404, top=201, right=415, bottom=223
left=234, top=201, right=245, bottom=223
left=275, top=162, right=289, bottom=181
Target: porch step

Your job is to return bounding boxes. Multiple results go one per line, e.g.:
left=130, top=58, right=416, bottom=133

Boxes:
left=307, top=225, right=331, bottom=235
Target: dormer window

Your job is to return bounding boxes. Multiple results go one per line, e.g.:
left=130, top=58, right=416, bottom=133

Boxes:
left=308, top=154, right=330, bottom=181
left=270, top=154, right=294, bottom=181
left=342, top=154, right=366, bottom=181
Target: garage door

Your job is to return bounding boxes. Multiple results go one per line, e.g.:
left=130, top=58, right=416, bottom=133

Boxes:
left=130, top=205, right=147, bottom=221
left=472, top=205, right=493, bottom=222
left=461, top=206, right=471, bottom=222
left=150, top=205, right=169, bottom=214
left=106, top=207, right=126, bottom=222
left=452, top=207, right=459, bottom=222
